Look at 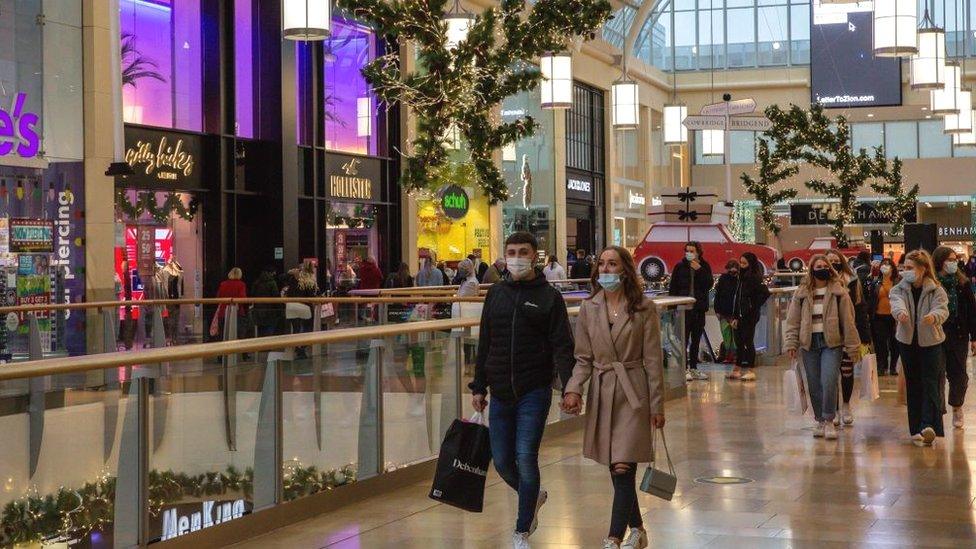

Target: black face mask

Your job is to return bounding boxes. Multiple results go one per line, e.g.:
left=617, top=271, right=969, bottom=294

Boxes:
left=830, top=262, right=843, bottom=272
left=812, top=268, right=832, bottom=281
left=729, top=269, right=738, bottom=276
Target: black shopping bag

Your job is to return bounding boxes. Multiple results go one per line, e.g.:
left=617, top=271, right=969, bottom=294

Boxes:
left=428, top=412, right=491, bottom=512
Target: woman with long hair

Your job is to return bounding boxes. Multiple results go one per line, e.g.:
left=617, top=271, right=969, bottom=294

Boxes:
left=866, top=257, right=902, bottom=376
left=824, top=249, right=871, bottom=428
left=729, top=252, right=770, bottom=381
left=562, top=246, right=664, bottom=549
left=932, top=246, right=976, bottom=429
left=784, top=255, right=861, bottom=439
left=668, top=241, right=713, bottom=381
left=890, top=249, right=949, bottom=446
left=713, top=259, right=740, bottom=363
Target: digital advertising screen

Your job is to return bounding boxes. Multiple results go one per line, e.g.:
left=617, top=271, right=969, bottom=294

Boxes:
left=810, top=1, right=902, bottom=108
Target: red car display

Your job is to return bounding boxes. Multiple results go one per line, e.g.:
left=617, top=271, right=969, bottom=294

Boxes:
left=633, top=222, right=779, bottom=282
left=783, top=237, right=869, bottom=272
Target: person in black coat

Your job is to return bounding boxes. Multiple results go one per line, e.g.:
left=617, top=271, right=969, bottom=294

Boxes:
left=730, top=253, right=770, bottom=381
left=668, top=241, right=714, bottom=380
left=570, top=249, right=592, bottom=280
left=714, top=259, right=740, bottom=363
left=825, top=249, right=871, bottom=427
left=933, top=246, right=976, bottom=429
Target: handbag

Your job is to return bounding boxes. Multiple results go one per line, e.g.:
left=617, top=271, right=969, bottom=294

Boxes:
left=428, top=412, right=491, bottom=512
left=209, top=313, right=220, bottom=338
left=285, top=302, right=312, bottom=320
left=858, top=353, right=880, bottom=400
left=640, top=427, right=677, bottom=501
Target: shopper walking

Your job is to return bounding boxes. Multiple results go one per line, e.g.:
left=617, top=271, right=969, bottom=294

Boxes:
left=357, top=256, right=384, bottom=290
left=713, top=260, right=739, bottom=364
left=825, top=249, right=871, bottom=428
left=933, top=246, right=976, bottom=429
left=729, top=252, right=769, bottom=381
left=284, top=262, right=319, bottom=358
left=470, top=232, right=575, bottom=549
left=213, top=268, right=249, bottom=340
left=385, top=262, right=414, bottom=288
left=570, top=249, right=592, bottom=280
left=561, top=245, right=664, bottom=549
left=668, top=241, right=713, bottom=381
left=890, top=249, right=949, bottom=447
left=866, top=258, right=901, bottom=376
left=483, top=257, right=507, bottom=284
left=542, top=255, right=567, bottom=283
left=250, top=265, right=282, bottom=337
left=416, top=257, right=445, bottom=287
left=785, top=255, right=861, bottom=440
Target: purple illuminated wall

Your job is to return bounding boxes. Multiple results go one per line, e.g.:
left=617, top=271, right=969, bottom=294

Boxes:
left=234, top=0, right=254, bottom=138
left=324, top=18, right=378, bottom=155
left=120, top=0, right=203, bottom=131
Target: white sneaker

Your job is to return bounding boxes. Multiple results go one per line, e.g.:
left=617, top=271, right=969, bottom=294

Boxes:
left=528, top=489, right=547, bottom=535
left=953, top=407, right=964, bottom=429
left=602, top=539, right=620, bottom=549
left=813, top=422, right=825, bottom=438
left=832, top=415, right=841, bottom=427
left=825, top=422, right=838, bottom=440
left=921, top=427, right=936, bottom=446
left=512, top=531, right=531, bottom=549
left=685, top=370, right=693, bottom=382
left=912, top=434, right=925, bottom=447
left=740, top=370, right=757, bottom=381
left=842, top=403, right=854, bottom=425
left=692, top=369, right=709, bottom=380
left=621, top=528, right=648, bottom=549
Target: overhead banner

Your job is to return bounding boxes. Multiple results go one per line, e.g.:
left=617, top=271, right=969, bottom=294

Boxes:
left=789, top=202, right=916, bottom=226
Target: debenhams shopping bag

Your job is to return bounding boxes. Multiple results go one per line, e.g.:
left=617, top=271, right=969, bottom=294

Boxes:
left=429, top=412, right=492, bottom=512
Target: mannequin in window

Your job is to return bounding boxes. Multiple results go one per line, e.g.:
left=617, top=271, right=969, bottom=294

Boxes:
left=520, top=154, right=533, bottom=209
left=162, top=257, right=184, bottom=342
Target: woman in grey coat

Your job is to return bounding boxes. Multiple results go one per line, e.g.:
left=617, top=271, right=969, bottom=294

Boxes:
left=889, top=249, right=949, bottom=447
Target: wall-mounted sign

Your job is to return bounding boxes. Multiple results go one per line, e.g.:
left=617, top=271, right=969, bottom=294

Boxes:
left=160, top=499, right=247, bottom=541
left=124, top=125, right=204, bottom=188
left=326, top=152, right=382, bottom=202
left=789, top=202, right=916, bottom=227
left=0, top=93, right=41, bottom=160
left=629, top=190, right=645, bottom=208
left=10, top=218, right=54, bottom=253
left=566, top=174, right=594, bottom=201
left=439, top=184, right=470, bottom=220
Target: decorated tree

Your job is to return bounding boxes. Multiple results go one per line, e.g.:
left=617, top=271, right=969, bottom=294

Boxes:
left=739, top=138, right=798, bottom=236
left=870, top=156, right=919, bottom=236
left=335, top=0, right=612, bottom=202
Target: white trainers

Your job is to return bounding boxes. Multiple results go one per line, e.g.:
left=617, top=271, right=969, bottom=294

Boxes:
left=841, top=403, right=854, bottom=425
left=602, top=539, right=620, bottom=549
left=953, top=407, right=964, bottom=429
left=621, top=528, right=648, bottom=549
left=512, top=531, right=531, bottom=549
left=825, top=422, right=838, bottom=440
left=685, top=370, right=694, bottom=382
left=921, top=427, right=936, bottom=446
left=912, top=434, right=925, bottom=447
left=528, top=489, right=547, bottom=535
left=813, top=422, right=825, bottom=438
left=740, top=370, right=757, bottom=381
left=692, top=369, right=709, bottom=380
left=832, top=415, right=841, bottom=427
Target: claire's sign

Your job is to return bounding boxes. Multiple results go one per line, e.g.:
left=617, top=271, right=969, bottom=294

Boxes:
left=10, top=218, right=54, bottom=253
left=124, top=126, right=204, bottom=188
left=0, top=93, right=41, bottom=159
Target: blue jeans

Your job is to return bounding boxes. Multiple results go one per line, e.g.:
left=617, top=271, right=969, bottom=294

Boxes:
left=801, top=333, right=843, bottom=423
left=488, top=386, right=552, bottom=533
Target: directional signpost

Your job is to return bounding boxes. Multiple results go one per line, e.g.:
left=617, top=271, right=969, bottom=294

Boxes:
left=683, top=96, right=773, bottom=203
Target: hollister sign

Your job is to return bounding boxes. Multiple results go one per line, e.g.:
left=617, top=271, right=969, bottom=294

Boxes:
left=124, top=126, right=203, bottom=188
left=326, top=152, right=382, bottom=202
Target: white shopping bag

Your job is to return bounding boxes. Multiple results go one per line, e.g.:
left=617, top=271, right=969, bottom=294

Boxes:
left=858, top=353, right=880, bottom=400
left=784, top=359, right=809, bottom=416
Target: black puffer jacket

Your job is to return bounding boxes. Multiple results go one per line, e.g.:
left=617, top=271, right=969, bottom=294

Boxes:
left=713, top=272, right=737, bottom=317
left=470, top=269, right=575, bottom=401
left=843, top=276, right=872, bottom=344
left=732, top=273, right=770, bottom=320
left=940, top=277, right=976, bottom=341
left=669, top=259, right=714, bottom=311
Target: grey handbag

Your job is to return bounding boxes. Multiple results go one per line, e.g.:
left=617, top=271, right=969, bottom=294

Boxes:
left=640, top=427, right=676, bottom=501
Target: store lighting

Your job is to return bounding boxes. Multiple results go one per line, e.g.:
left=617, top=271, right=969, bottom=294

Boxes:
left=702, top=129, right=724, bottom=156
left=539, top=53, right=572, bottom=110
left=953, top=111, right=976, bottom=147
left=357, top=97, right=372, bottom=137
left=911, top=24, right=946, bottom=90
left=873, top=0, right=918, bottom=57
left=444, top=0, right=474, bottom=50
left=442, top=123, right=462, bottom=150
left=611, top=79, right=639, bottom=130
left=282, top=0, right=330, bottom=41
left=943, top=90, right=972, bottom=134
left=931, top=62, right=961, bottom=115
left=663, top=104, right=688, bottom=145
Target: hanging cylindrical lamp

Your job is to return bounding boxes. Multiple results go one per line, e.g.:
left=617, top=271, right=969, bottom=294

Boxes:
left=911, top=15, right=946, bottom=90
left=282, top=0, right=331, bottom=41
left=444, top=0, right=474, bottom=50
left=540, top=53, right=573, bottom=109
left=953, top=111, right=976, bottom=146
left=702, top=129, right=724, bottom=156
left=944, top=90, right=972, bottom=133
left=357, top=97, right=372, bottom=137
left=931, top=62, right=961, bottom=115
left=663, top=104, right=688, bottom=145
left=873, top=0, right=918, bottom=57
left=611, top=78, right=639, bottom=130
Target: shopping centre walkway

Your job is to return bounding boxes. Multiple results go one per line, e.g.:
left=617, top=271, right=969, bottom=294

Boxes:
left=233, top=361, right=976, bottom=548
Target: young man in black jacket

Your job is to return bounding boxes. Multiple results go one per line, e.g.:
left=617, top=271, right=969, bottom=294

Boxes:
left=669, top=241, right=714, bottom=381
left=470, top=232, right=575, bottom=547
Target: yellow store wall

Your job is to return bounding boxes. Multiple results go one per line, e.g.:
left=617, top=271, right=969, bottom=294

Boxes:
left=416, top=188, right=492, bottom=263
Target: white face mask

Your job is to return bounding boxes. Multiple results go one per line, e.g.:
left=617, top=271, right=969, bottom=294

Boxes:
left=946, top=262, right=959, bottom=275
left=506, top=257, right=533, bottom=280
left=880, top=265, right=891, bottom=275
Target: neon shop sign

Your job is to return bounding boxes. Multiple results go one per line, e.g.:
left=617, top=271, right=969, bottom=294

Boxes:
left=0, top=93, right=41, bottom=159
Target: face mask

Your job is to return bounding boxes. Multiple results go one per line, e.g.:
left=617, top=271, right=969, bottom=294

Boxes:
left=880, top=265, right=891, bottom=275
left=946, top=262, right=959, bottom=275
left=830, top=262, right=843, bottom=272
left=812, top=268, right=832, bottom=281
left=685, top=252, right=697, bottom=261
left=598, top=273, right=622, bottom=292
left=729, top=269, right=738, bottom=276
left=506, top=257, right=532, bottom=280
left=902, top=270, right=917, bottom=284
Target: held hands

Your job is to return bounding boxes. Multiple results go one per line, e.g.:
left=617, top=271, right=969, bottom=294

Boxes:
left=561, top=393, right=583, bottom=415
left=472, top=394, right=487, bottom=413
left=652, top=414, right=666, bottom=429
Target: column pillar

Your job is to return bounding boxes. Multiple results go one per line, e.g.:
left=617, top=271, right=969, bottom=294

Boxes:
left=553, top=109, right=568, bottom=263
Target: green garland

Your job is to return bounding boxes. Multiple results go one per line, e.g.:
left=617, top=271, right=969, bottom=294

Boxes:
left=739, top=138, right=798, bottom=236
left=0, top=463, right=357, bottom=545
left=115, top=189, right=201, bottom=223
left=335, top=0, right=612, bottom=202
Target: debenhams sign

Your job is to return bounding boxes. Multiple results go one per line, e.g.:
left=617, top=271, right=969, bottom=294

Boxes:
left=327, top=152, right=381, bottom=202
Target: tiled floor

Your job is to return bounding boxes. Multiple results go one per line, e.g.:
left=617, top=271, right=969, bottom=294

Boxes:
left=233, top=361, right=976, bottom=548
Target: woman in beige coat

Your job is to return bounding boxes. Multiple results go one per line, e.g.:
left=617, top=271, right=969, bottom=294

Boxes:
left=561, top=246, right=665, bottom=549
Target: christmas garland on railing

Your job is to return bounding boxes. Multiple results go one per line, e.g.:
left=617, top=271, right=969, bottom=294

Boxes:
left=115, top=189, right=201, bottom=223
left=0, top=463, right=357, bottom=546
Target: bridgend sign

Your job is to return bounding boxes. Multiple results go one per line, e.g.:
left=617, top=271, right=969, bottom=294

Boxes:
left=0, top=93, right=41, bottom=160
left=160, top=499, right=246, bottom=541
left=439, top=184, right=470, bottom=220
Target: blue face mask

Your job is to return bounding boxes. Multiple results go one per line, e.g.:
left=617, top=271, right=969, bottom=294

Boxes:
left=598, top=273, right=622, bottom=292
left=902, top=270, right=917, bottom=284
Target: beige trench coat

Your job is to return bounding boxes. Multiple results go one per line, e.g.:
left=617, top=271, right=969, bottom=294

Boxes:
left=564, top=293, right=665, bottom=466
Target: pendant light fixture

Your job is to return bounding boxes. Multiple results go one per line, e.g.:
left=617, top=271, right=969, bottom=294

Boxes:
left=540, top=53, right=573, bottom=109
left=357, top=97, right=372, bottom=137
left=444, top=0, right=474, bottom=50
left=611, top=78, right=639, bottom=129
left=873, top=0, right=918, bottom=57
left=911, top=2, right=945, bottom=90
left=944, top=89, right=973, bottom=133
left=953, top=111, right=976, bottom=146
left=931, top=62, right=961, bottom=115
left=664, top=104, right=688, bottom=145
left=702, top=129, right=724, bottom=156
left=282, top=0, right=330, bottom=41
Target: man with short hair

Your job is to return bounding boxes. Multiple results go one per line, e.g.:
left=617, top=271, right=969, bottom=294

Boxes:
left=471, top=231, right=575, bottom=549
left=483, top=257, right=507, bottom=284
left=570, top=248, right=592, bottom=280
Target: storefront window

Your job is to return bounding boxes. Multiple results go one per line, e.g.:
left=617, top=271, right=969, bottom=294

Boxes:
left=324, top=18, right=379, bottom=155
left=501, top=85, right=556, bottom=258
left=612, top=129, right=646, bottom=249
left=235, top=0, right=255, bottom=138
left=120, top=0, right=204, bottom=131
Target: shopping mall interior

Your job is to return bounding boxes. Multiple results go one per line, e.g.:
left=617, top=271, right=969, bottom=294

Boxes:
left=2, top=0, right=976, bottom=547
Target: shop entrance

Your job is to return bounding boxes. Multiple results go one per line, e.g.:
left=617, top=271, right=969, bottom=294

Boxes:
left=567, top=201, right=596, bottom=258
